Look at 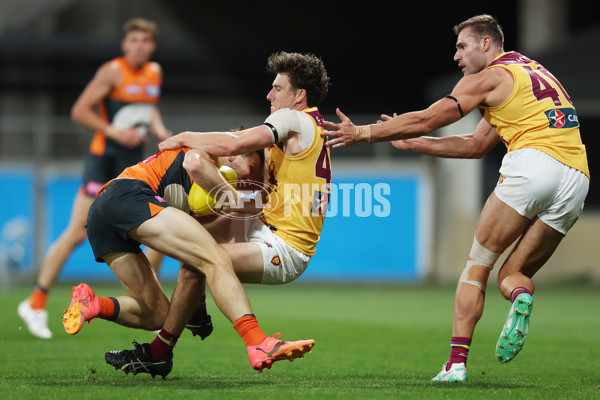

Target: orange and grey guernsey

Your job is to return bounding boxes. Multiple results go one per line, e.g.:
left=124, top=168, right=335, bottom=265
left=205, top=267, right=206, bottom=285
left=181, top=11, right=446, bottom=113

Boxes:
left=262, top=107, right=331, bottom=256
left=96, top=148, right=192, bottom=215
left=480, top=52, right=589, bottom=178
left=89, top=57, right=162, bottom=156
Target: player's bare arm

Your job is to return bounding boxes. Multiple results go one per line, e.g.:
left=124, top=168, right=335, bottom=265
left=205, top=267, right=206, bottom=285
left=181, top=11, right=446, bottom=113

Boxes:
left=159, top=126, right=274, bottom=156
left=71, top=61, right=145, bottom=148
left=150, top=107, right=172, bottom=142
left=183, top=149, right=240, bottom=203
left=71, top=61, right=118, bottom=131
left=391, top=118, right=500, bottom=159
left=324, top=67, right=510, bottom=148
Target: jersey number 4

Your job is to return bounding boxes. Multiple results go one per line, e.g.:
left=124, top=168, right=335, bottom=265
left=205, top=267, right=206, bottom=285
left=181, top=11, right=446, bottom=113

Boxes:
left=315, top=142, right=331, bottom=184
left=523, top=65, right=573, bottom=107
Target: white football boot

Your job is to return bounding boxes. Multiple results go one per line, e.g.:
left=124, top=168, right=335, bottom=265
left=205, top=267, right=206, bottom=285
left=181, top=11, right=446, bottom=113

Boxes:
left=432, top=362, right=468, bottom=382
left=18, top=299, right=52, bottom=339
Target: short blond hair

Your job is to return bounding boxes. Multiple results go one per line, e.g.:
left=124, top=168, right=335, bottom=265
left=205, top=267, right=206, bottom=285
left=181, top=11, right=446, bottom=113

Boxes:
left=123, top=18, right=157, bottom=38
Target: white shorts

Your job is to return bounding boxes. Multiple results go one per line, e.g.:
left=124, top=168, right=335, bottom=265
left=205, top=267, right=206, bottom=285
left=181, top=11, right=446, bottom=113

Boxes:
left=494, top=148, right=589, bottom=234
left=244, top=218, right=311, bottom=284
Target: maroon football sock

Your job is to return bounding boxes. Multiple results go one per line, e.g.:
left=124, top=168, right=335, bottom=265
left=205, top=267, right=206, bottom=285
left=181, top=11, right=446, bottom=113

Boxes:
left=447, top=336, right=471, bottom=370
left=150, top=328, right=180, bottom=360
left=510, top=287, right=531, bottom=303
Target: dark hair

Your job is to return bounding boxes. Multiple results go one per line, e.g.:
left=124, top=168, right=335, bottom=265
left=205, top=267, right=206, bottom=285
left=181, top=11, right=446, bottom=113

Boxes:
left=453, top=14, right=504, bottom=49
left=253, top=148, right=265, bottom=166
left=266, top=52, right=330, bottom=107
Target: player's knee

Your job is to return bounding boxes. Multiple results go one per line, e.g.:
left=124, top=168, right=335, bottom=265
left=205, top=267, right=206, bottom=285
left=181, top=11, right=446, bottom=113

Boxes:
left=459, top=237, right=501, bottom=291
left=205, top=246, right=233, bottom=272
left=182, top=149, right=211, bottom=176
left=496, top=272, right=535, bottom=300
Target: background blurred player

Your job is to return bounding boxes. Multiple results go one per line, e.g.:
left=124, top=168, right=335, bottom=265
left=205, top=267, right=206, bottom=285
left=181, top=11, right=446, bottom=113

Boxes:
left=324, top=14, right=589, bottom=382
left=18, top=17, right=171, bottom=339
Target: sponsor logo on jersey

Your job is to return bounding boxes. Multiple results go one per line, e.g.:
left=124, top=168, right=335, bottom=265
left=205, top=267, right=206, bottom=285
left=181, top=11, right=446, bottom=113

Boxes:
left=146, top=85, right=161, bottom=97
left=545, top=108, right=579, bottom=129
left=125, top=84, right=142, bottom=95
left=311, top=190, right=329, bottom=215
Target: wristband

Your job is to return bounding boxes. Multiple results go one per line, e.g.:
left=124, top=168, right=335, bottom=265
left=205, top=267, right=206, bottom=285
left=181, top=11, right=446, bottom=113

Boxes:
left=355, top=125, right=371, bottom=142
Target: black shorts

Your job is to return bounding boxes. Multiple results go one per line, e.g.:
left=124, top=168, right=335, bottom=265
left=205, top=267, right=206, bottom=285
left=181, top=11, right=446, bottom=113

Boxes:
left=86, top=178, right=169, bottom=262
left=82, top=143, right=144, bottom=197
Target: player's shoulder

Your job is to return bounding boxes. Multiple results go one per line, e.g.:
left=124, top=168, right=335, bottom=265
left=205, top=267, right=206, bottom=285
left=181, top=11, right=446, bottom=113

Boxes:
left=271, top=108, right=299, bottom=117
left=271, top=108, right=312, bottom=121
left=463, top=66, right=510, bottom=93
left=148, top=61, right=162, bottom=74
left=95, top=59, right=122, bottom=82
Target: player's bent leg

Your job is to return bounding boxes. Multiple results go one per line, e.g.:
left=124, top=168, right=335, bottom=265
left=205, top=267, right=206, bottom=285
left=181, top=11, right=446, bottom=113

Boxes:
left=106, top=252, right=169, bottom=330
left=496, top=291, right=533, bottom=363
left=183, top=272, right=213, bottom=340
left=131, top=207, right=253, bottom=324
left=494, top=217, right=563, bottom=363
left=222, top=242, right=265, bottom=284
left=144, top=247, right=164, bottom=275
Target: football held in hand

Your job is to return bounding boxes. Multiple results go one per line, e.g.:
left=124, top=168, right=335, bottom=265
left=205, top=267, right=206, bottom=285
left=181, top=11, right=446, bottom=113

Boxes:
left=188, top=165, right=238, bottom=215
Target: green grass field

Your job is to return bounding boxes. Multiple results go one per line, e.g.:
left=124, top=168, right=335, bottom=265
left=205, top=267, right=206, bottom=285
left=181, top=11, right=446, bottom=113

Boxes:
left=1, top=281, right=599, bottom=399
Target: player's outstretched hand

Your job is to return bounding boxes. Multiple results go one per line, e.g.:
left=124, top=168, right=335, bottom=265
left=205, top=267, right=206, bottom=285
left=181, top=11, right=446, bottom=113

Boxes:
left=377, top=113, right=398, bottom=123
left=323, top=108, right=359, bottom=148
left=158, top=132, right=186, bottom=151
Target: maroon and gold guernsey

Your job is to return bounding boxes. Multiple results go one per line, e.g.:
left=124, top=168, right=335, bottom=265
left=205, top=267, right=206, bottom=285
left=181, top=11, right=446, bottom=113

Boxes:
left=262, top=107, right=331, bottom=256
left=89, top=57, right=162, bottom=156
left=480, top=51, right=589, bottom=178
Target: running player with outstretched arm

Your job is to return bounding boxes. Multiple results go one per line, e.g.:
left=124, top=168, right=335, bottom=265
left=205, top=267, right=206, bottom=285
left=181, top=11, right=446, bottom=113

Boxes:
left=324, top=14, right=589, bottom=382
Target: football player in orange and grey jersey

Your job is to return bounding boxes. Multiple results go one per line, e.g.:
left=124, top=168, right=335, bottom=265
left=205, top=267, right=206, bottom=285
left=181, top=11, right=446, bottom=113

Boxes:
left=18, top=18, right=171, bottom=340
left=60, top=145, right=314, bottom=378
left=324, top=15, right=589, bottom=382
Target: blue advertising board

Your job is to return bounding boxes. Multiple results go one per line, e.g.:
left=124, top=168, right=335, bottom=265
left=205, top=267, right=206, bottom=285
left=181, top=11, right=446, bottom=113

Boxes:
left=0, top=166, right=430, bottom=283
